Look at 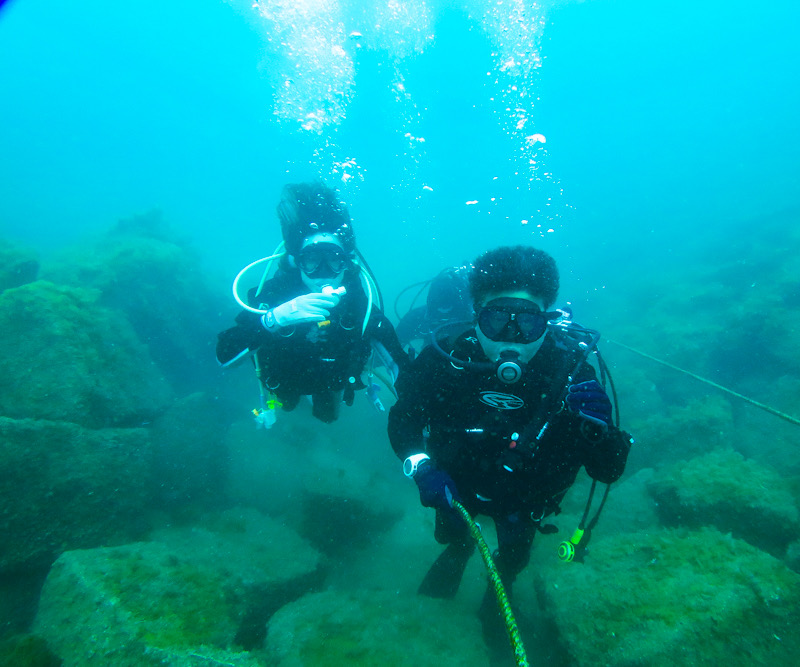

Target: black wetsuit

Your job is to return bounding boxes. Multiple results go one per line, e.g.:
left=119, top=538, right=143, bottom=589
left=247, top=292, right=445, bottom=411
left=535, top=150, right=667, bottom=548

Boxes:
left=388, top=328, right=630, bottom=583
left=217, top=268, right=407, bottom=422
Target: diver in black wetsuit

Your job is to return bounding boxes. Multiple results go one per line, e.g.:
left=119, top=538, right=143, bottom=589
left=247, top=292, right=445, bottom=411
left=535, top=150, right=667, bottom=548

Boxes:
left=388, top=245, right=631, bottom=632
left=217, top=182, right=406, bottom=423
left=395, top=266, right=474, bottom=358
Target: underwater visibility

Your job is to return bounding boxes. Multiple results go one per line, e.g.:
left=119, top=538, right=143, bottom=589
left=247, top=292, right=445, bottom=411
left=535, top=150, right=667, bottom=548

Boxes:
left=1, top=0, right=800, bottom=665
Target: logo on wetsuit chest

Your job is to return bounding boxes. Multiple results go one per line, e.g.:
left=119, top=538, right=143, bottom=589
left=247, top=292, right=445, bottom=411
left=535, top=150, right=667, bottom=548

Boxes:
left=479, top=391, right=525, bottom=410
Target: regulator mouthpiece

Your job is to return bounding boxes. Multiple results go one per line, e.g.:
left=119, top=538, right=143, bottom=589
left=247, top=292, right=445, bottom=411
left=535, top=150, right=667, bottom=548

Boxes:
left=497, top=350, right=523, bottom=384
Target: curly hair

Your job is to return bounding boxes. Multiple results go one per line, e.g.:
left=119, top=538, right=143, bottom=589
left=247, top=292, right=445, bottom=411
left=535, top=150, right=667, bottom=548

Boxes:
left=276, top=182, right=355, bottom=256
left=469, top=245, right=559, bottom=308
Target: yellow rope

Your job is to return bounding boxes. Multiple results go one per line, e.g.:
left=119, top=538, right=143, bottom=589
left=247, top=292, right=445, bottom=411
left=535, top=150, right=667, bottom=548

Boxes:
left=451, top=500, right=530, bottom=667
left=607, top=339, right=800, bottom=427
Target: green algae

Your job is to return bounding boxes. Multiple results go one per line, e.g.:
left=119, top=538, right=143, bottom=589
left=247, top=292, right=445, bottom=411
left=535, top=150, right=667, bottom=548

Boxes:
left=0, top=634, right=61, bottom=667
left=267, top=590, right=489, bottom=667
left=537, top=527, right=800, bottom=666
left=99, top=546, right=236, bottom=650
left=0, top=417, right=153, bottom=573
left=0, top=281, right=171, bottom=427
left=43, top=217, right=225, bottom=394
left=653, top=448, right=798, bottom=512
left=0, top=239, right=38, bottom=293
left=649, top=448, right=800, bottom=557
left=629, top=393, right=733, bottom=466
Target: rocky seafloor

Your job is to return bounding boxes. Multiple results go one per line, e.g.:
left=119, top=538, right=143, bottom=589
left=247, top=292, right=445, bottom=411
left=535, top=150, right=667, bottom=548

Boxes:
left=2, top=212, right=800, bottom=665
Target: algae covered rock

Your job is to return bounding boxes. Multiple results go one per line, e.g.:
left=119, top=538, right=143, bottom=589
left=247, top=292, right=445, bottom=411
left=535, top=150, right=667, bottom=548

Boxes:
left=149, top=508, right=324, bottom=589
left=44, top=212, right=225, bottom=394
left=299, top=445, right=404, bottom=556
left=0, top=281, right=172, bottom=427
left=0, top=417, right=153, bottom=573
left=34, top=542, right=262, bottom=666
left=535, top=527, right=800, bottom=666
left=35, top=507, right=324, bottom=667
left=0, top=633, right=60, bottom=667
left=627, top=393, right=733, bottom=471
left=787, top=539, right=800, bottom=574
left=648, top=448, right=800, bottom=558
left=266, top=589, right=489, bottom=666
left=149, top=507, right=325, bottom=648
left=0, top=239, right=38, bottom=293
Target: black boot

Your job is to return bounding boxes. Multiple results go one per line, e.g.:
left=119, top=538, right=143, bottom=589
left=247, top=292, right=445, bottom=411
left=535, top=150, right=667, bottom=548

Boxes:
left=479, top=552, right=526, bottom=654
left=417, top=541, right=475, bottom=598
left=479, top=580, right=510, bottom=649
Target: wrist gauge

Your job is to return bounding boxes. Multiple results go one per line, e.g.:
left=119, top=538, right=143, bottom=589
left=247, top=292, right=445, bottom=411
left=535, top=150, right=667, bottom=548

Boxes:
left=263, top=309, right=277, bottom=329
left=403, top=453, right=431, bottom=478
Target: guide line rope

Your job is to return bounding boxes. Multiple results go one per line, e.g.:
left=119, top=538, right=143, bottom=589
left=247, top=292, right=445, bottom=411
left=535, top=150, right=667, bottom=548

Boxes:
left=606, top=339, right=800, bottom=428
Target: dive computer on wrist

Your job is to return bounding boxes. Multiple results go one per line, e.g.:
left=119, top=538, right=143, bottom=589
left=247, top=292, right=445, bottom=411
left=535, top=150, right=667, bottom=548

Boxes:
left=262, top=309, right=277, bottom=330
left=403, top=453, right=431, bottom=478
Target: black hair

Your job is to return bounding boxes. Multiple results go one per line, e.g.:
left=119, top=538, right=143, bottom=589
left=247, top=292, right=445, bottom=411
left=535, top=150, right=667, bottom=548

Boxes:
left=276, top=182, right=356, bottom=256
left=469, top=245, right=559, bottom=308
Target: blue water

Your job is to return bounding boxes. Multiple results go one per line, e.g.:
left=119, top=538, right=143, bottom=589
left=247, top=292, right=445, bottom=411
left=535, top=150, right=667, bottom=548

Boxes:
left=2, top=0, right=800, bottom=661
left=3, top=0, right=797, bottom=287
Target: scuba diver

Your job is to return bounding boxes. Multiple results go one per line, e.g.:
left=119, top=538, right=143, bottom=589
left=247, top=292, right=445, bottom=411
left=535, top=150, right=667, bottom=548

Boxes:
left=395, top=266, right=474, bottom=358
left=217, top=182, right=407, bottom=423
left=387, top=245, right=632, bottom=640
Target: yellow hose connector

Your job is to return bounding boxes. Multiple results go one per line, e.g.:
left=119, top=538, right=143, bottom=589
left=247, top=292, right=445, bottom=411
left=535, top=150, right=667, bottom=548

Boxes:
left=557, top=527, right=585, bottom=563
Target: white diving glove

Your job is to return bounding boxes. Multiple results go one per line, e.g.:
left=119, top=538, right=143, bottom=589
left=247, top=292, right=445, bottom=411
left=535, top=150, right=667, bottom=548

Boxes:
left=262, top=287, right=345, bottom=330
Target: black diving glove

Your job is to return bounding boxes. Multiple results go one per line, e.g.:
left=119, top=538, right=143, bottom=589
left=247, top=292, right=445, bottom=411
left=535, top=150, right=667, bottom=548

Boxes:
left=414, top=465, right=462, bottom=511
left=566, top=380, right=612, bottom=429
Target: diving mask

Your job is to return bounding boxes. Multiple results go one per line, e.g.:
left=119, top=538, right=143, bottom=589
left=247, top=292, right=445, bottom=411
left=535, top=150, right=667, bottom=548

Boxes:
left=477, top=298, right=560, bottom=344
left=297, top=243, right=348, bottom=278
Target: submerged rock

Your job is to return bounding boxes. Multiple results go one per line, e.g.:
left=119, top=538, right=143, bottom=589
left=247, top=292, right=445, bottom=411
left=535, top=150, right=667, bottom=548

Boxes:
left=298, top=444, right=404, bottom=556
left=35, top=508, right=323, bottom=665
left=626, top=394, right=734, bottom=472
left=648, top=448, right=800, bottom=558
left=0, top=239, right=39, bottom=293
left=535, top=527, right=800, bottom=666
left=35, top=542, right=256, bottom=666
left=43, top=214, right=226, bottom=396
left=0, top=417, right=153, bottom=574
left=0, top=281, right=172, bottom=428
left=149, top=507, right=326, bottom=649
left=787, top=539, right=800, bottom=574
left=0, top=633, right=60, bottom=667
left=266, top=589, right=489, bottom=666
